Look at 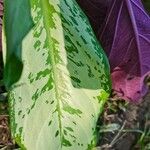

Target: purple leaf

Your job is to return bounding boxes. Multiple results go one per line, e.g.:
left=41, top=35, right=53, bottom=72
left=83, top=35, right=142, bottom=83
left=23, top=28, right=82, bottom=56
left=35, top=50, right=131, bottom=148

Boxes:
left=78, top=0, right=150, bottom=102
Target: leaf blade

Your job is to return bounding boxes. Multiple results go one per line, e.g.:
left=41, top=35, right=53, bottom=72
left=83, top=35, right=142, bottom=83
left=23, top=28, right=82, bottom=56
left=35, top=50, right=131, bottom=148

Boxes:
left=4, top=0, right=111, bottom=149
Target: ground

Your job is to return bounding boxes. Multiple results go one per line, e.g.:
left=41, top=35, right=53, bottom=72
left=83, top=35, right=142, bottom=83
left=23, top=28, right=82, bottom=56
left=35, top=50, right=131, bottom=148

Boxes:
left=98, top=93, right=150, bottom=150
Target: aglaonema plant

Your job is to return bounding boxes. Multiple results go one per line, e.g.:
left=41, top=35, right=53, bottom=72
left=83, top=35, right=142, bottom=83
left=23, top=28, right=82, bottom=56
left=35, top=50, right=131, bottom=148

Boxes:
left=3, top=0, right=111, bottom=149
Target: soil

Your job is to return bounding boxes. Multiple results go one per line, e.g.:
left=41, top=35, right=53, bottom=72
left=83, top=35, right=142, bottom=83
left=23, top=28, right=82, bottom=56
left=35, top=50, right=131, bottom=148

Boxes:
left=98, top=92, right=150, bottom=150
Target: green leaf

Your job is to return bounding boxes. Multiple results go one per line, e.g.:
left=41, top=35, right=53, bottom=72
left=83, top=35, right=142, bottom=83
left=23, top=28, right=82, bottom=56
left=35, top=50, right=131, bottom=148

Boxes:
left=4, top=0, right=111, bottom=149
left=3, top=0, right=34, bottom=88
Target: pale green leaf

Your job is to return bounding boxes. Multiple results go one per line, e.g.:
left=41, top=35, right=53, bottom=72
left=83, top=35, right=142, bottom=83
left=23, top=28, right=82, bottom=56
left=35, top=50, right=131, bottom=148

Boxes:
left=4, top=0, right=111, bottom=149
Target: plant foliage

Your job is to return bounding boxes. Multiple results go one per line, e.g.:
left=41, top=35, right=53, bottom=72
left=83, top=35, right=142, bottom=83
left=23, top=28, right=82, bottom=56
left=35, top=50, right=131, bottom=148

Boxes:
left=3, top=0, right=111, bottom=149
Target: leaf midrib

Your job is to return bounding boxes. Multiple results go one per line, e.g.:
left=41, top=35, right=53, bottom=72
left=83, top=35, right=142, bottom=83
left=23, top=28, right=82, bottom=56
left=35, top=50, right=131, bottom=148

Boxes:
left=40, top=0, right=63, bottom=145
left=125, top=0, right=142, bottom=74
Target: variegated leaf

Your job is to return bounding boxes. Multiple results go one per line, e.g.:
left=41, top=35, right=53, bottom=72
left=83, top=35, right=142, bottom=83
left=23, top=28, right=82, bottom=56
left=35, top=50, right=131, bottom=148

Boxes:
left=4, top=0, right=111, bottom=149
